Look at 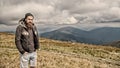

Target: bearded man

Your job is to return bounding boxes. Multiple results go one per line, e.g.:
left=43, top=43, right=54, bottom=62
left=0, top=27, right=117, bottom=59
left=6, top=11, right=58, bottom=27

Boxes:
left=15, top=13, right=39, bottom=68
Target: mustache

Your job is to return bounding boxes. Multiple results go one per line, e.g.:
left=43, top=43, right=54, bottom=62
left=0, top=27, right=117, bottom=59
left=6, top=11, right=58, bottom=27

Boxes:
left=28, top=22, right=33, bottom=24
left=26, top=22, right=34, bottom=29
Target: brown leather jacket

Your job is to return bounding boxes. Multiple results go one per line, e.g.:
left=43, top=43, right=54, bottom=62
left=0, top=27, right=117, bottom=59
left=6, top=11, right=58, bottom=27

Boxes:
left=15, top=21, right=39, bottom=54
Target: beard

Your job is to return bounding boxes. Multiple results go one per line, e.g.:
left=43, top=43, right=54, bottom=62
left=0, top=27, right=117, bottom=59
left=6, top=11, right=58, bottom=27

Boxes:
left=25, top=22, right=33, bottom=29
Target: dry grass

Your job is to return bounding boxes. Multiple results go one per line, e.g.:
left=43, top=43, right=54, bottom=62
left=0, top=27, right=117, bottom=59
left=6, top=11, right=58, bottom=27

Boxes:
left=0, top=32, right=120, bottom=68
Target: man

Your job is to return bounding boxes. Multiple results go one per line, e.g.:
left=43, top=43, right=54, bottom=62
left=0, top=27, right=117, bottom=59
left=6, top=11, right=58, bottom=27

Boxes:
left=15, top=13, right=39, bottom=68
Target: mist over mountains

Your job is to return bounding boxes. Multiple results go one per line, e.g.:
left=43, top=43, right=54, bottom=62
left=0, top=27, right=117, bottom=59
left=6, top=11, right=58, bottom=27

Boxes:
left=41, top=26, right=120, bottom=45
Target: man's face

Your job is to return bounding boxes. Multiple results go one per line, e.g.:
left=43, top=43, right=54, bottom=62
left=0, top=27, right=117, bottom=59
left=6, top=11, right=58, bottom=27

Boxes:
left=25, top=16, right=34, bottom=24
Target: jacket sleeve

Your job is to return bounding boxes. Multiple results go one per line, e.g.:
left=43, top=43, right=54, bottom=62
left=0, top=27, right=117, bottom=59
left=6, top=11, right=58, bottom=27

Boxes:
left=15, top=25, right=25, bottom=54
left=34, top=26, right=40, bottom=50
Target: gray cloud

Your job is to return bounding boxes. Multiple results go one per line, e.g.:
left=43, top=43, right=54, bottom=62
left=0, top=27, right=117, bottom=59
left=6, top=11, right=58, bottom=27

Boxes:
left=0, top=0, right=120, bottom=31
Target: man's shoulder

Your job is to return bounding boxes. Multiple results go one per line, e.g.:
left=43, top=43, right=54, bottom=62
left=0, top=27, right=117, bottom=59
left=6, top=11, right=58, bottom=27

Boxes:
left=33, top=25, right=37, bottom=29
left=16, top=25, right=24, bottom=30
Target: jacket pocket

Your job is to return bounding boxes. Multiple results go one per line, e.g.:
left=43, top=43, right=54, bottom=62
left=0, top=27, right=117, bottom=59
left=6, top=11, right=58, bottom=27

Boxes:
left=21, top=39, right=29, bottom=52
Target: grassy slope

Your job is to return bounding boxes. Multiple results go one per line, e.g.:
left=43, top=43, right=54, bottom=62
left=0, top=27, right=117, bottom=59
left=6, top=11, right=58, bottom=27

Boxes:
left=0, top=32, right=120, bottom=68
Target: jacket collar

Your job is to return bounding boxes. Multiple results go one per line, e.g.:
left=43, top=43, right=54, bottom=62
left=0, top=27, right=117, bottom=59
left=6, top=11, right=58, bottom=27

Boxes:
left=19, top=21, right=27, bottom=28
left=19, top=20, right=35, bottom=29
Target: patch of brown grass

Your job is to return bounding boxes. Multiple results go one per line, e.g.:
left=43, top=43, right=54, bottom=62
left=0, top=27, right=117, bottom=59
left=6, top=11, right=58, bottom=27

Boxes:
left=0, top=32, right=120, bottom=68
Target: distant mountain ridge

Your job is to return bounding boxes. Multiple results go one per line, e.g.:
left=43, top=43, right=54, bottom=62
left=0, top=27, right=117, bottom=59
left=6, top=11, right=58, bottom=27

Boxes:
left=41, top=26, right=120, bottom=45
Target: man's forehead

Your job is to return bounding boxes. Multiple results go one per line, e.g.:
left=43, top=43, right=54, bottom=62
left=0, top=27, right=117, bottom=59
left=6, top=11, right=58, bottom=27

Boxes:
left=27, top=16, right=34, bottom=19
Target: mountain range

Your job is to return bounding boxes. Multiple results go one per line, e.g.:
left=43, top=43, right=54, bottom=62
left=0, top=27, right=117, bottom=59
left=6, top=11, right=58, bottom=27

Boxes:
left=40, top=26, right=120, bottom=45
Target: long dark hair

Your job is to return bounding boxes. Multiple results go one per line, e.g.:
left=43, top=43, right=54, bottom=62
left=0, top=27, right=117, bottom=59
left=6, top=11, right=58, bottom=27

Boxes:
left=19, top=18, right=25, bottom=22
left=24, top=13, right=34, bottom=19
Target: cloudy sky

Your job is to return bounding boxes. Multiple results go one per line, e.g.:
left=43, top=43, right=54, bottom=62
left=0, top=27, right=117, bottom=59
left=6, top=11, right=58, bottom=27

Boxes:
left=0, top=0, right=120, bottom=32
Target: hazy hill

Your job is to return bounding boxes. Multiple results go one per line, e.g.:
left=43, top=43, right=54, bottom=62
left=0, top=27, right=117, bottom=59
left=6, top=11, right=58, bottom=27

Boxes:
left=104, top=41, right=120, bottom=48
left=41, top=27, right=120, bottom=45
